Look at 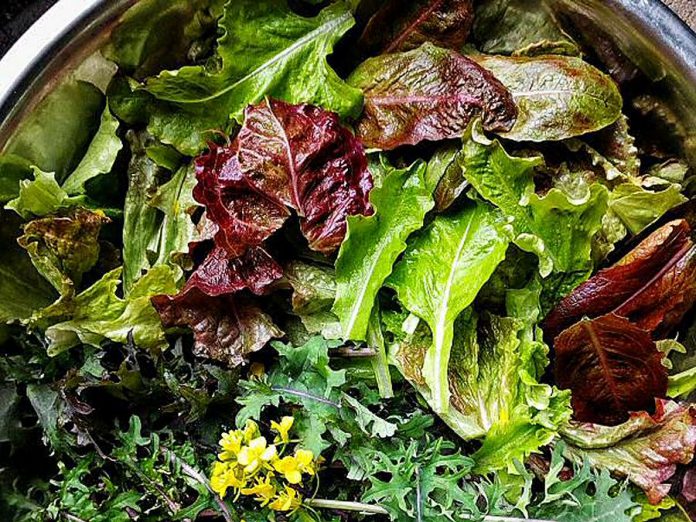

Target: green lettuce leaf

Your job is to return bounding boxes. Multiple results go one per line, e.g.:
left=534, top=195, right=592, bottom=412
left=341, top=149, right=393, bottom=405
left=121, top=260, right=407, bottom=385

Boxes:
left=473, top=54, right=622, bottom=141
left=389, top=281, right=571, bottom=473
left=285, top=261, right=341, bottom=340
left=18, top=209, right=110, bottom=295
left=0, top=154, right=33, bottom=203
left=148, top=164, right=199, bottom=268
left=61, top=107, right=122, bottom=195
left=609, top=181, right=687, bottom=235
left=0, top=213, right=56, bottom=323
left=473, top=0, right=579, bottom=56
left=460, top=123, right=608, bottom=278
left=141, top=0, right=362, bottom=131
left=386, top=201, right=510, bottom=412
left=333, top=159, right=433, bottom=341
left=34, top=265, right=180, bottom=356
left=103, top=0, right=223, bottom=79
left=5, top=168, right=86, bottom=219
left=122, top=132, right=167, bottom=293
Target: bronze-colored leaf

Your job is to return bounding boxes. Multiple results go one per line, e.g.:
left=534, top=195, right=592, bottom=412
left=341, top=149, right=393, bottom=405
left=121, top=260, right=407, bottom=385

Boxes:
left=554, top=313, right=667, bottom=425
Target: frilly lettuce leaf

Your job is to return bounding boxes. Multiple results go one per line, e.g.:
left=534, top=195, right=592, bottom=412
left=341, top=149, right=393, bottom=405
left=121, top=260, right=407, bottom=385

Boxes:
left=33, top=265, right=180, bottom=356
left=0, top=154, right=33, bottom=204
left=460, top=122, right=608, bottom=278
left=561, top=400, right=696, bottom=504
left=387, top=201, right=510, bottom=413
left=5, top=168, right=87, bottom=219
left=474, top=54, right=622, bottom=141
left=141, top=0, right=362, bottom=144
left=18, top=209, right=110, bottom=296
left=333, top=159, right=433, bottom=341
left=609, top=181, right=687, bottom=235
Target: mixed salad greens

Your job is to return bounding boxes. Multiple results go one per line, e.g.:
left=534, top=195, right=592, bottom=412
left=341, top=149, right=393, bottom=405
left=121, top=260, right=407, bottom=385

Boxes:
left=1, top=0, right=696, bottom=520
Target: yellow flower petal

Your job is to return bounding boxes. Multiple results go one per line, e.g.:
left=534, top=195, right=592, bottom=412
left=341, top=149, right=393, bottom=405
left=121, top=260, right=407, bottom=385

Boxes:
left=242, top=420, right=260, bottom=443
left=271, top=416, right=294, bottom=444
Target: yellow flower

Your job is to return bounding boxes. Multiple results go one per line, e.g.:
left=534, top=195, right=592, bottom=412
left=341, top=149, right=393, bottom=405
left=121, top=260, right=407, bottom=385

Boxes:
left=269, top=485, right=302, bottom=512
left=271, top=416, right=294, bottom=444
left=241, top=474, right=277, bottom=506
left=237, top=436, right=278, bottom=475
left=242, top=420, right=260, bottom=443
left=218, top=429, right=244, bottom=461
left=210, top=461, right=246, bottom=498
left=273, top=448, right=315, bottom=484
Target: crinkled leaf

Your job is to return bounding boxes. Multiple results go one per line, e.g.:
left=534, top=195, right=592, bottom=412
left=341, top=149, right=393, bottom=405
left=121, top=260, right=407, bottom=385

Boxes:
left=387, top=201, right=510, bottom=412
left=561, top=400, right=696, bottom=504
left=0, top=212, right=57, bottom=322
left=5, top=168, right=86, bottom=219
left=349, top=43, right=517, bottom=150
left=586, top=115, right=641, bottom=178
left=425, top=143, right=472, bottom=211
left=460, top=122, right=609, bottom=278
left=286, top=261, right=336, bottom=315
left=61, top=107, right=122, bottom=195
left=544, top=219, right=696, bottom=341
left=35, top=265, right=180, bottom=355
left=18, top=209, right=110, bottom=295
left=142, top=0, right=363, bottom=124
left=333, top=159, right=433, bottom=341
left=152, top=289, right=282, bottom=367
left=359, top=0, right=474, bottom=55
left=193, top=99, right=372, bottom=257
left=555, top=313, right=667, bottom=425
left=473, top=54, right=622, bottom=141
left=473, top=0, right=578, bottom=56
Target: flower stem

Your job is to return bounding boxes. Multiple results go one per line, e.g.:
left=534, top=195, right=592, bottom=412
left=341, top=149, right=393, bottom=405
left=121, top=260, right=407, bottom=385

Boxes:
left=305, top=498, right=388, bottom=515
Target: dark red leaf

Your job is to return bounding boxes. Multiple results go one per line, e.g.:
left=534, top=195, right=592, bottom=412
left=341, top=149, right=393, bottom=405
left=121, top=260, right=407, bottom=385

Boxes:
left=544, top=219, right=696, bottom=340
left=236, top=99, right=372, bottom=254
left=359, top=0, right=474, bottom=56
left=152, top=289, right=283, bottom=367
left=183, top=246, right=282, bottom=297
left=554, top=313, right=667, bottom=425
left=348, top=43, right=517, bottom=150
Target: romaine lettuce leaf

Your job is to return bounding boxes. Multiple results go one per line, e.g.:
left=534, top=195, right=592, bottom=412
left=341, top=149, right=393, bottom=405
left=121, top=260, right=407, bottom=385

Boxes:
left=387, top=201, right=510, bottom=412
left=460, top=122, right=608, bottom=278
left=333, top=160, right=433, bottom=341
left=142, top=0, right=362, bottom=127
left=348, top=43, right=517, bottom=150
left=473, top=54, right=622, bottom=141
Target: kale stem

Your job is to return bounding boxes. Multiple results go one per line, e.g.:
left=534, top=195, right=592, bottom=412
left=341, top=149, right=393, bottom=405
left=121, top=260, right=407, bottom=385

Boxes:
left=161, top=447, right=234, bottom=522
left=271, top=386, right=342, bottom=408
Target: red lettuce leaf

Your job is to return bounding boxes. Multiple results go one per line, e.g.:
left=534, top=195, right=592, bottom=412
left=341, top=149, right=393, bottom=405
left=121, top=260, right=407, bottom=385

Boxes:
left=184, top=246, right=283, bottom=297
left=562, top=400, right=696, bottom=504
left=544, top=219, right=696, bottom=340
left=348, top=43, right=517, bottom=150
left=236, top=99, right=372, bottom=254
left=152, top=100, right=371, bottom=366
left=359, top=0, right=474, bottom=56
left=554, top=313, right=667, bottom=425
left=152, top=290, right=283, bottom=367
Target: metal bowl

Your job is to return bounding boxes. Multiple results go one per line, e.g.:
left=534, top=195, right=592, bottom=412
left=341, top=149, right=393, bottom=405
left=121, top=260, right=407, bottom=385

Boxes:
left=0, top=0, right=694, bottom=163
